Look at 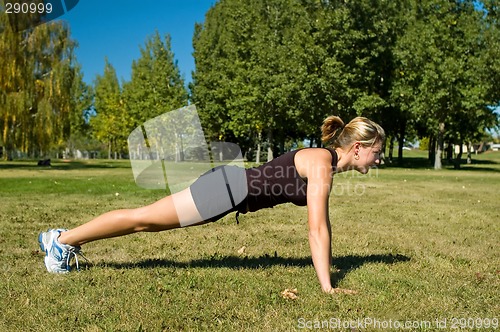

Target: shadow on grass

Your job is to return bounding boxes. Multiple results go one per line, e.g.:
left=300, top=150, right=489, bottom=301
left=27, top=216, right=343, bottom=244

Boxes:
left=383, top=156, right=500, bottom=172
left=454, top=165, right=500, bottom=172
left=0, top=160, right=131, bottom=170
left=96, top=253, right=410, bottom=285
left=384, top=157, right=433, bottom=169
left=330, top=254, right=410, bottom=287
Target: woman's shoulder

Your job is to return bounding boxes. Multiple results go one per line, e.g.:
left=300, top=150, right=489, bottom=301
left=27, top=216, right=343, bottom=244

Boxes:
left=294, top=148, right=337, bottom=178
left=295, top=147, right=336, bottom=164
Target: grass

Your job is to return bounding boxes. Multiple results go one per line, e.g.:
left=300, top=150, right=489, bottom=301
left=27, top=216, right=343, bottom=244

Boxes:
left=0, top=151, right=499, bottom=331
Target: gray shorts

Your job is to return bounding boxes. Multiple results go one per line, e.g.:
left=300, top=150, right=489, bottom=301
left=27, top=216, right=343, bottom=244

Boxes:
left=190, top=165, right=248, bottom=222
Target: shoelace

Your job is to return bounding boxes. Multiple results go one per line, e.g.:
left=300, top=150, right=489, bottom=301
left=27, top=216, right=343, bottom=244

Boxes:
left=66, top=247, right=91, bottom=271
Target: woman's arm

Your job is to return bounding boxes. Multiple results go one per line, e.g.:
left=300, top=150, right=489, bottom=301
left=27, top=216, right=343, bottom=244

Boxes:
left=307, top=205, right=333, bottom=292
left=296, top=149, right=334, bottom=292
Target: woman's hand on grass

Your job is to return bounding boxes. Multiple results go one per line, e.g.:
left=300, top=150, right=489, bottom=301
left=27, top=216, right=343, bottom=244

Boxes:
left=324, top=287, right=357, bottom=295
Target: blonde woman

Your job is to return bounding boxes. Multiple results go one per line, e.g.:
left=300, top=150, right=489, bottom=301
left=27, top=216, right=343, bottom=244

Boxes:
left=39, top=116, right=385, bottom=294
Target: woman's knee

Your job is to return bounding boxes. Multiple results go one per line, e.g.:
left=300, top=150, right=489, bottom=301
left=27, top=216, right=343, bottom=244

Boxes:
left=130, top=202, right=180, bottom=232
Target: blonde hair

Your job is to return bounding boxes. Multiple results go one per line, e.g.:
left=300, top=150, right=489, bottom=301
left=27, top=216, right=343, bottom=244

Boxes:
left=321, top=116, right=385, bottom=149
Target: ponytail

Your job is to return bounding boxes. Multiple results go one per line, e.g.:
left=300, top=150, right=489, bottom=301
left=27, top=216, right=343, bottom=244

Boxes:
left=321, top=116, right=345, bottom=145
left=321, top=115, right=385, bottom=149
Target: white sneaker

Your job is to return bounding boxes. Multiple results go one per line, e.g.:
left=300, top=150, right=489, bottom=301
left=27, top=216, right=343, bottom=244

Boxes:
left=38, top=229, right=87, bottom=273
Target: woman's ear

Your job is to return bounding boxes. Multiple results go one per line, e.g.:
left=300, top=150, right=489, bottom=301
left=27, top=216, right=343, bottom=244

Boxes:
left=353, top=142, right=361, bottom=154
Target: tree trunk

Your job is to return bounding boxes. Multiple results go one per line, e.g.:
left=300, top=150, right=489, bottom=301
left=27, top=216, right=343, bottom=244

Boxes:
left=388, top=136, right=394, bottom=164
left=379, top=138, right=387, bottom=165
left=446, top=143, right=453, bottom=163
left=454, top=142, right=463, bottom=169
left=2, top=114, right=13, bottom=161
left=477, top=142, right=484, bottom=154
left=256, top=131, right=262, bottom=164
left=397, top=119, right=406, bottom=165
left=108, top=141, right=111, bottom=159
left=279, top=139, right=284, bottom=156
left=434, top=122, right=445, bottom=169
left=177, top=132, right=184, bottom=162
left=429, top=134, right=435, bottom=165
left=466, top=142, right=472, bottom=164
left=267, top=130, right=273, bottom=162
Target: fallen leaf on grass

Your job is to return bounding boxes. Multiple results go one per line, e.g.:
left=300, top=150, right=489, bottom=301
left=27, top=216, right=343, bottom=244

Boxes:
left=281, top=288, right=298, bottom=300
left=237, top=246, right=246, bottom=255
left=329, top=288, right=357, bottom=295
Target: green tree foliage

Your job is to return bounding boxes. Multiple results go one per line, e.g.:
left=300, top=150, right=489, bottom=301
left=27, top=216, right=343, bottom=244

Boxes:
left=299, top=0, right=405, bottom=148
left=0, top=9, right=90, bottom=159
left=191, top=0, right=267, bottom=156
left=191, top=0, right=499, bottom=165
left=89, top=32, right=187, bottom=159
left=191, top=0, right=412, bottom=158
left=391, top=0, right=499, bottom=168
left=2, top=1, right=497, bottom=165
left=123, top=31, right=188, bottom=129
left=66, top=67, right=94, bottom=154
left=193, top=0, right=328, bottom=159
left=91, top=59, right=129, bottom=159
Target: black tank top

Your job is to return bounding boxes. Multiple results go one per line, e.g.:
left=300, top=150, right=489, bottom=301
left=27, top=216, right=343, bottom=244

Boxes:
left=243, top=148, right=338, bottom=212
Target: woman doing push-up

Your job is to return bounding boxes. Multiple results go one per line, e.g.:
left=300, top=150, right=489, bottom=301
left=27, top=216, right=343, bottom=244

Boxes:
left=38, top=115, right=384, bottom=294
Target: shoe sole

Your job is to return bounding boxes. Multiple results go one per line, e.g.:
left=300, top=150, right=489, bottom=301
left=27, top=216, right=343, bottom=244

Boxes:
left=38, top=230, right=52, bottom=253
left=38, top=231, right=52, bottom=272
left=38, top=232, right=47, bottom=253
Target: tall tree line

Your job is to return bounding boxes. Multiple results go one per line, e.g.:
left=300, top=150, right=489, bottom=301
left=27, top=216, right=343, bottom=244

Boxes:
left=191, top=0, right=499, bottom=168
left=2, top=0, right=498, bottom=168
left=0, top=8, right=91, bottom=160
left=87, top=31, right=188, bottom=159
left=1, top=6, right=187, bottom=160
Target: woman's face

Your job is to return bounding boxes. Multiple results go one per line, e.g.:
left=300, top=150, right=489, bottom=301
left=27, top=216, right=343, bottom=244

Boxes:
left=354, top=142, right=382, bottom=174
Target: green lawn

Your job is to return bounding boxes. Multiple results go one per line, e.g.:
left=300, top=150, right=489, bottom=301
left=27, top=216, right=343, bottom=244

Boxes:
left=0, top=152, right=498, bottom=331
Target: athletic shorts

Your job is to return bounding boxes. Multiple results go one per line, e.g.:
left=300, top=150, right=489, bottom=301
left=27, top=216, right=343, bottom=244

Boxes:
left=190, top=165, right=248, bottom=222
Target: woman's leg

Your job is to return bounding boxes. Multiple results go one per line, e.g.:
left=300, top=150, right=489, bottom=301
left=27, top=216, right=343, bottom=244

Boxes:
left=58, top=188, right=204, bottom=247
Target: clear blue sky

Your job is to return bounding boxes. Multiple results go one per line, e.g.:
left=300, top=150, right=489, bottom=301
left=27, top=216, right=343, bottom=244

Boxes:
left=59, top=0, right=217, bottom=86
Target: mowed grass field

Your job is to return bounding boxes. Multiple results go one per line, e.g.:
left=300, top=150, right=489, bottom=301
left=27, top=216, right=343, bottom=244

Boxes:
left=0, top=151, right=498, bottom=331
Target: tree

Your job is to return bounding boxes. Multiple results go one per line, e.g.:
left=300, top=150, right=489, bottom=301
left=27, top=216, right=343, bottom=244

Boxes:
left=120, top=31, right=188, bottom=163
left=192, top=0, right=407, bottom=160
left=91, top=59, right=128, bottom=159
left=191, top=0, right=261, bottom=155
left=1, top=8, right=87, bottom=159
left=67, top=66, right=94, bottom=156
left=391, top=0, right=499, bottom=169
left=190, top=0, right=499, bottom=167
left=192, top=0, right=317, bottom=160
left=123, top=31, right=188, bottom=129
left=305, top=0, right=406, bottom=154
